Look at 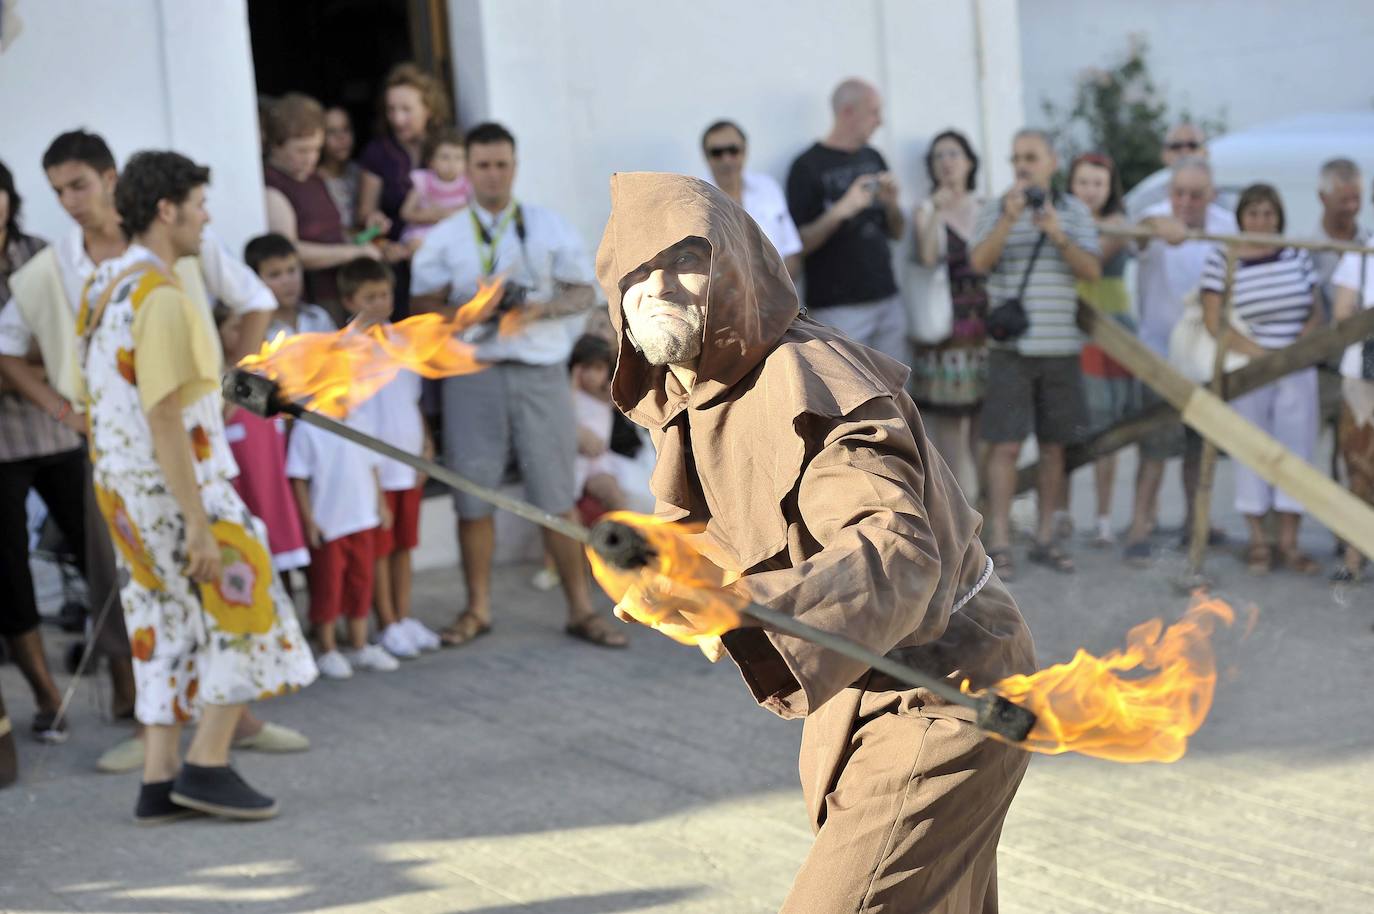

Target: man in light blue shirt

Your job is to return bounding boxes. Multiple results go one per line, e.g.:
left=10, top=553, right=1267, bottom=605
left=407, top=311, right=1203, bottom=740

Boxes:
left=411, top=122, right=626, bottom=649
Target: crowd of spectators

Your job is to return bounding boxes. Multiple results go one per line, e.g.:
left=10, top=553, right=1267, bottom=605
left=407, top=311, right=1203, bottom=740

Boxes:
left=2, top=67, right=1372, bottom=808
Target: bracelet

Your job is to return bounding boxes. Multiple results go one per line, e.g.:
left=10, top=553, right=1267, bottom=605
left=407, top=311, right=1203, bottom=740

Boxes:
left=52, top=399, right=72, bottom=422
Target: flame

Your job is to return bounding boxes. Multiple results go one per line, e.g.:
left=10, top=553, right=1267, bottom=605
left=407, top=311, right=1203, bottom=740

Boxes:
left=585, top=511, right=745, bottom=647
left=236, top=281, right=505, bottom=416
left=977, top=595, right=1239, bottom=763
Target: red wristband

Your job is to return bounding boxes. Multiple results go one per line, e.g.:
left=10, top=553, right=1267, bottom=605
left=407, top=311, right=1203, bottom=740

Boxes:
left=53, top=399, right=72, bottom=422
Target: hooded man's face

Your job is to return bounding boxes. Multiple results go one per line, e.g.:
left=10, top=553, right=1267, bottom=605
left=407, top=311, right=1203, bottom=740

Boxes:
left=620, top=237, right=710, bottom=367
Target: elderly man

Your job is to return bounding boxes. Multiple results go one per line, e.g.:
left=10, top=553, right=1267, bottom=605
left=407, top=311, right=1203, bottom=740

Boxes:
left=786, top=78, right=906, bottom=362
left=1313, top=158, right=1369, bottom=319
left=1162, top=122, right=1208, bottom=168
left=700, top=119, right=802, bottom=278
left=597, top=172, right=1035, bottom=912
left=970, top=128, right=1100, bottom=579
left=1121, top=158, right=1237, bottom=564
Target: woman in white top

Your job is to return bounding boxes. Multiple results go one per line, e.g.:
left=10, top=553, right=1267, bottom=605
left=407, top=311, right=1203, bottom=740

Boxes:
left=1199, top=184, right=1322, bottom=575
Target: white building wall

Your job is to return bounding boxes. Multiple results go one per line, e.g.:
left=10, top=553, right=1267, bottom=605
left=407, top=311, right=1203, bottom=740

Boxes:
left=450, top=0, right=1026, bottom=255
left=0, top=0, right=265, bottom=254
left=1020, top=0, right=1374, bottom=138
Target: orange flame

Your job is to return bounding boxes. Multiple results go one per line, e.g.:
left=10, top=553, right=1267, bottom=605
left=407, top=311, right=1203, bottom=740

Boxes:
left=236, top=281, right=504, bottom=416
left=585, top=511, right=745, bottom=647
left=977, top=595, right=1239, bottom=763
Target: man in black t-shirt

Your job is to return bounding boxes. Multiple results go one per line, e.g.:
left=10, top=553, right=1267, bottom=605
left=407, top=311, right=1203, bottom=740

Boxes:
left=786, top=78, right=906, bottom=363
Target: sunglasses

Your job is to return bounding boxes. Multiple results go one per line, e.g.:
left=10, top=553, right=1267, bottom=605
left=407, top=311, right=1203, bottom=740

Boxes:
left=707, top=144, right=743, bottom=159
left=1166, top=140, right=1201, bottom=152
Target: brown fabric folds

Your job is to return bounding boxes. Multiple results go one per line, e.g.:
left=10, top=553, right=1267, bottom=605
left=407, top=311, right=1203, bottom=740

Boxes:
left=596, top=173, right=1035, bottom=726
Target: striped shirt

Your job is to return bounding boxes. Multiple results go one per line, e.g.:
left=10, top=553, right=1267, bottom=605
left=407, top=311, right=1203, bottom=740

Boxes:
left=1200, top=246, right=1316, bottom=350
left=0, top=233, right=84, bottom=462
left=974, top=193, right=1100, bottom=357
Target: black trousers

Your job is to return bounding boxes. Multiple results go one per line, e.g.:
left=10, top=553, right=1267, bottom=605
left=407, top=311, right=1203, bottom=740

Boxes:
left=0, top=447, right=88, bottom=637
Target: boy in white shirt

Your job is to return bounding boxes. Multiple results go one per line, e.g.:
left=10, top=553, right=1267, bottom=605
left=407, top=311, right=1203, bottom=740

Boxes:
left=244, top=234, right=337, bottom=341
left=285, top=378, right=397, bottom=678
left=338, top=258, right=441, bottom=656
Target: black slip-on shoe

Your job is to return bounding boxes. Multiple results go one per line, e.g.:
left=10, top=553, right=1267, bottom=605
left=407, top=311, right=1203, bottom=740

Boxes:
left=134, top=779, right=201, bottom=825
left=170, top=763, right=279, bottom=821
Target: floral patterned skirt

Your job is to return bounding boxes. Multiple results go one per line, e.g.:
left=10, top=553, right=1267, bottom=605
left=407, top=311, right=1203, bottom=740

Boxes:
left=93, top=472, right=317, bottom=726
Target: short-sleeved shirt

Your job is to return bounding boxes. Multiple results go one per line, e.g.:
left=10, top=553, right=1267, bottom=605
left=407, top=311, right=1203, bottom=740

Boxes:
left=1134, top=201, right=1238, bottom=357
left=266, top=303, right=336, bottom=341
left=1200, top=246, right=1315, bottom=350
left=356, top=359, right=423, bottom=491
left=1311, top=221, right=1370, bottom=320
left=711, top=170, right=802, bottom=260
left=973, top=193, right=1100, bottom=357
left=1331, top=251, right=1374, bottom=379
left=284, top=411, right=381, bottom=543
left=0, top=232, right=83, bottom=461
left=410, top=200, right=593, bottom=365
left=785, top=143, right=896, bottom=308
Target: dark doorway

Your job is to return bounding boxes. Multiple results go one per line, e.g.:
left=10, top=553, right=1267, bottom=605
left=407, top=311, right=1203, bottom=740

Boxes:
left=247, top=0, right=454, bottom=152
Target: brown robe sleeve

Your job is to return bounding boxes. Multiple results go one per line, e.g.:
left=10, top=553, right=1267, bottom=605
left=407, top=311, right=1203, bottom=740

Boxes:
left=723, top=397, right=949, bottom=720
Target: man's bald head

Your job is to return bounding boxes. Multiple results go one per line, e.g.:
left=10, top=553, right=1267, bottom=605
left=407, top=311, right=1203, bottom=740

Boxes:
left=830, top=78, right=883, bottom=146
left=1163, top=122, right=1207, bottom=167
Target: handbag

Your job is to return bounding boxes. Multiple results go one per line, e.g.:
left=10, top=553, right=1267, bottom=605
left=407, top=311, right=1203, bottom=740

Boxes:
left=986, top=232, right=1046, bottom=342
left=903, top=200, right=954, bottom=344
left=1167, top=287, right=1252, bottom=383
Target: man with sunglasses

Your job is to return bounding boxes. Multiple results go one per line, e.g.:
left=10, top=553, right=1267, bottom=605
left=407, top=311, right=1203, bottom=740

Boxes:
left=1161, top=122, right=1208, bottom=169
left=701, top=120, right=802, bottom=279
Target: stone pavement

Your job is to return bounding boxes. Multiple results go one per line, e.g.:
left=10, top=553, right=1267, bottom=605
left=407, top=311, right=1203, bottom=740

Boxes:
left=2, top=453, right=1373, bottom=913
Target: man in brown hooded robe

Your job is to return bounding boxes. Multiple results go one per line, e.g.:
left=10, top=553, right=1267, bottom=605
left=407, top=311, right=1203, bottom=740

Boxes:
left=595, top=173, right=1038, bottom=913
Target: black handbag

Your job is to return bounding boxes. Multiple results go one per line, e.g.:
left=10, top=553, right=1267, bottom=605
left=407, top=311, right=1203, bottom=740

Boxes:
left=986, top=232, right=1047, bottom=342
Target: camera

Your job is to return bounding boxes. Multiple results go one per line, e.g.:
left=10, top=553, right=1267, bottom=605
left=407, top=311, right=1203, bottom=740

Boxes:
left=495, top=281, right=529, bottom=314
left=1023, top=186, right=1047, bottom=210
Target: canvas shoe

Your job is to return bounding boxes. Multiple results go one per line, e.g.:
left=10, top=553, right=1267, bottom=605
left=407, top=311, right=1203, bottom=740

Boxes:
left=346, top=643, right=400, bottom=672
left=316, top=650, right=353, bottom=680
left=400, top=617, right=441, bottom=652
left=379, top=623, right=419, bottom=659
left=134, top=779, right=201, bottom=825
left=170, top=764, right=278, bottom=820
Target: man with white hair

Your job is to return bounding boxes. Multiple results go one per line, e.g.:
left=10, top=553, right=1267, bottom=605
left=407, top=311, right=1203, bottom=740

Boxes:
left=785, top=78, right=906, bottom=362
left=1313, top=158, right=1368, bottom=319
left=1121, top=157, right=1237, bottom=565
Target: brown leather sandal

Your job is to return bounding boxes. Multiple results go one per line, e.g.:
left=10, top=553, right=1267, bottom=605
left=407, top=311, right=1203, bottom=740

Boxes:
left=1245, top=543, right=1273, bottom=575
left=439, top=611, right=491, bottom=648
left=1278, top=548, right=1319, bottom=576
left=565, top=614, right=628, bottom=648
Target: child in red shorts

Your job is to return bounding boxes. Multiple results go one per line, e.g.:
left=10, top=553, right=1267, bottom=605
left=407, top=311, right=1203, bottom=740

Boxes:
left=338, top=258, right=440, bottom=657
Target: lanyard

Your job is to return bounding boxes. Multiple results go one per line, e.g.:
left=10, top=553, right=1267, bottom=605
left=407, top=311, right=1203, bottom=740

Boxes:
left=469, top=203, right=524, bottom=277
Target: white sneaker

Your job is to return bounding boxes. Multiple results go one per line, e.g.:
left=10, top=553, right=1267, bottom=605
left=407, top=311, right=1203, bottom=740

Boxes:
left=317, top=650, right=353, bottom=680
left=1093, top=516, right=1117, bottom=548
left=379, top=623, right=419, bottom=659
left=530, top=567, right=560, bottom=591
left=347, top=643, right=400, bottom=672
left=400, top=617, right=441, bottom=652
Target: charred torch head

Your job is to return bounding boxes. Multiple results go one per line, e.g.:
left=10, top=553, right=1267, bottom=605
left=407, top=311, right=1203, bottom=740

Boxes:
left=589, top=518, right=657, bottom=570
left=975, top=693, right=1038, bottom=743
left=222, top=368, right=295, bottom=418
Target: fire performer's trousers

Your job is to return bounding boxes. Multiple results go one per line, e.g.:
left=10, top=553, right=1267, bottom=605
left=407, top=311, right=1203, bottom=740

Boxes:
left=781, top=682, right=1029, bottom=913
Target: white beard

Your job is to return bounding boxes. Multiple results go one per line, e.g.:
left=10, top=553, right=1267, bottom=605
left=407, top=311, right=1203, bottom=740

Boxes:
left=626, top=304, right=704, bottom=367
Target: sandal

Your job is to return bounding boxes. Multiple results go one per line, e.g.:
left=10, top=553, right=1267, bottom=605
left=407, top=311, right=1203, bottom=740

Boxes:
left=988, top=547, right=1015, bottom=582
left=1278, top=548, right=1319, bottom=576
left=439, top=611, right=491, bottom=648
left=1122, top=541, right=1152, bottom=568
left=1027, top=541, right=1075, bottom=574
left=565, top=614, right=628, bottom=649
left=1245, top=543, right=1273, bottom=575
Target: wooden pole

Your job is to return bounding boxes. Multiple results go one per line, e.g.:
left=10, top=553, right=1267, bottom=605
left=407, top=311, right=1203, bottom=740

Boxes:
left=1076, top=307, right=1374, bottom=563
left=1015, top=306, right=1374, bottom=494
left=1187, top=249, right=1237, bottom=578
left=1099, top=223, right=1374, bottom=257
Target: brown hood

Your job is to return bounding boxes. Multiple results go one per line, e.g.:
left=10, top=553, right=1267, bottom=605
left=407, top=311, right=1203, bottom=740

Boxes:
left=596, top=172, right=799, bottom=427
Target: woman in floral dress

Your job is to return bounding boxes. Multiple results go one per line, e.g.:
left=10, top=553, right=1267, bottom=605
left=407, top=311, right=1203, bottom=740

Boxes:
left=81, top=152, right=315, bottom=823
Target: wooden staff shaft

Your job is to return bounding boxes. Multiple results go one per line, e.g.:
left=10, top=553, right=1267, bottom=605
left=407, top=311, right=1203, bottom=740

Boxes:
left=1079, top=308, right=1374, bottom=562
left=1099, top=224, right=1374, bottom=257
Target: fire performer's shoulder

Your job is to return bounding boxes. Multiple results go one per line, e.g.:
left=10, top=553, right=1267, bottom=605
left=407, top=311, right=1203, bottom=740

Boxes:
left=752, top=321, right=908, bottom=422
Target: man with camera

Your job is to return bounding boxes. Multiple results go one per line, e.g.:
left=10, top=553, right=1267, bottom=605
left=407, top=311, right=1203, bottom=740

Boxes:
left=786, top=78, right=906, bottom=363
left=411, top=122, right=626, bottom=649
left=970, top=128, right=1101, bottom=579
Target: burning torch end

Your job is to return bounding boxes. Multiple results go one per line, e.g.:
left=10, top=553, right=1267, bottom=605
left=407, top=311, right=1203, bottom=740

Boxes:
left=974, top=693, right=1037, bottom=743
left=588, top=518, right=658, bottom=570
left=222, top=368, right=297, bottom=419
